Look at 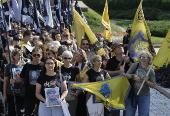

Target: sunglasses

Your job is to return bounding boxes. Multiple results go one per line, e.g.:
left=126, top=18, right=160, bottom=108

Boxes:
left=82, top=43, right=89, bottom=46
left=32, top=54, right=41, bottom=57
left=63, top=57, right=72, bottom=60
left=140, top=56, right=150, bottom=60
left=46, top=53, right=51, bottom=56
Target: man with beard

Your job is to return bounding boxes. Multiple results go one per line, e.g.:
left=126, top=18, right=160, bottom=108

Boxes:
left=80, top=39, right=96, bottom=61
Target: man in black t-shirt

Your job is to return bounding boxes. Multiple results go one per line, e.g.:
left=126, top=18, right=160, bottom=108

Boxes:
left=106, top=42, right=133, bottom=77
left=105, top=42, right=133, bottom=116
left=10, top=47, right=43, bottom=116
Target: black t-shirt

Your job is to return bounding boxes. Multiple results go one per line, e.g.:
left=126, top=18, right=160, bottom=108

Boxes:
left=105, top=56, right=133, bottom=73
left=20, top=62, right=43, bottom=99
left=60, top=65, right=79, bottom=81
left=86, top=69, right=107, bottom=82
left=37, top=73, right=61, bottom=99
left=4, top=63, right=24, bottom=96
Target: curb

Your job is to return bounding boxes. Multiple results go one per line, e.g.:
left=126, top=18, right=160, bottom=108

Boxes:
left=155, top=85, right=170, bottom=99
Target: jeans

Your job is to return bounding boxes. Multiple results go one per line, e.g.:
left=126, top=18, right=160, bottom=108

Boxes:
left=125, top=95, right=150, bottom=116
left=38, top=102, right=63, bottom=116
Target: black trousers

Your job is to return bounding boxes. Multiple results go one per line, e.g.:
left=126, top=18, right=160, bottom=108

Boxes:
left=0, top=92, right=5, bottom=116
left=7, top=95, right=24, bottom=116
left=24, top=97, right=39, bottom=116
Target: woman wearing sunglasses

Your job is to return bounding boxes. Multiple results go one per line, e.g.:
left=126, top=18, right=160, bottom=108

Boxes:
left=124, top=51, right=155, bottom=116
left=60, top=51, right=80, bottom=116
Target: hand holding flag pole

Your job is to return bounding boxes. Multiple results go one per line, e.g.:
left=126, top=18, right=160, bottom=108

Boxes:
left=122, top=51, right=129, bottom=70
left=137, top=64, right=153, bottom=95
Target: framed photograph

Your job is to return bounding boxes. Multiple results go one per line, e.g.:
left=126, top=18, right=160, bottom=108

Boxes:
left=67, top=81, right=79, bottom=95
left=12, top=68, right=22, bottom=79
left=45, top=88, right=61, bottom=107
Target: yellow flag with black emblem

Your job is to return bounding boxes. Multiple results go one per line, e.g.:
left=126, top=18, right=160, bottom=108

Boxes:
left=0, top=0, right=7, bottom=3
left=153, top=29, right=170, bottom=68
left=73, top=8, right=106, bottom=55
left=102, top=0, right=112, bottom=42
left=128, top=0, right=155, bottom=61
left=71, top=74, right=130, bottom=111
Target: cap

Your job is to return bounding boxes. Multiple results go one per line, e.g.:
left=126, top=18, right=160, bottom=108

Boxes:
left=13, top=35, right=21, bottom=40
left=111, top=42, right=123, bottom=50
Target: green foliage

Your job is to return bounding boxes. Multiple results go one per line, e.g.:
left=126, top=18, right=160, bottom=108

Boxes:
left=151, top=36, right=164, bottom=44
left=147, top=20, right=170, bottom=37
left=83, top=8, right=121, bottom=33
left=114, top=19, right=169, bottom=37
left=82, top=0, right=170, bottom=20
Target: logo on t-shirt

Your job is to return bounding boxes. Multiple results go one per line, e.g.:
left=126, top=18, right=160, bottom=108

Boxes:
left=29, top=70, right=40, bottom=85
left=96, top=74, right=105, bottom=82
left=62, top=72, right=71, bottom=81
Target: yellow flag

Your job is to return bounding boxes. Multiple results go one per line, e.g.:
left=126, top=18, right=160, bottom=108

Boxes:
left=73, top=8, right=84, bottom=47
left=73, top=8, right=106, bottom=55
left=71, top=75, right=130, bottom=111
left=79, top=63, right=90, bottom=80
left=0, top=0, right=7, bottom=3
left=153, top=29, right=170, bottom=67
left=102, top=0, right=112, bottom=42
left=128, top=0, right=155, bottom=61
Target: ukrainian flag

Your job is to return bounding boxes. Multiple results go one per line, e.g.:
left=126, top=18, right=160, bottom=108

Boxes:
left=71, top=74, right=130, bottom=111
left=128, top=0, right=155, bottom=61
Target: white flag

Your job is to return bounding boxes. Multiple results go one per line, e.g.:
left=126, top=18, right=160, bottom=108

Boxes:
left=11, top=0, right=20, bottom=21
left=44, top=0, right=53, bottom=31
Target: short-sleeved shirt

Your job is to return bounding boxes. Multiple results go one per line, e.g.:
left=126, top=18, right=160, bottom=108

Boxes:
left=4, top=63, right=24, bottom=96
left=127, top=62, right=155, bottom=96
left=20, top=63, right=43, bottom=99
left=37, top=73, right=61, bottom=99
left=86, top=69, right=107, bottom=82
left=105, top=56, right=132, bottom=73
left=60, top=65, right=79, bottom=81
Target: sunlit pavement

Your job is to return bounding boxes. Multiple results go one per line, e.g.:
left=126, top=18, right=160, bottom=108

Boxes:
left=120, top=87, right=170, bottom=116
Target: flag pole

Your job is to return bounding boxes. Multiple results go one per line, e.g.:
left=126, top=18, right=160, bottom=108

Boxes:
left=122, top=51, right=129, bottom=70
left=137, top=64, right=153, bottom=95
left=2, top=0, right=19, bottom=115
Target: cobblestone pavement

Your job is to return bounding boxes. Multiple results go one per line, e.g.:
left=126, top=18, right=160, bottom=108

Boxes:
left=120, top=87, right=170, bottom=116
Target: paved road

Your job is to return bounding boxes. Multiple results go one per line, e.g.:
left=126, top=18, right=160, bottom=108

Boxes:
left=120, top=87, right=170, bottom=116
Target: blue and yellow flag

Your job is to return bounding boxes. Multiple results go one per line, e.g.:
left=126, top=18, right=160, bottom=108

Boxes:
left=128, top=0, right=155, bottom=61
left=102, top=0, right=112, bottom=42
left=153, top=29, right=170, bottom=68
left=71, top=74, right=130, bottom=111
